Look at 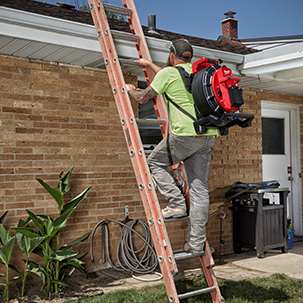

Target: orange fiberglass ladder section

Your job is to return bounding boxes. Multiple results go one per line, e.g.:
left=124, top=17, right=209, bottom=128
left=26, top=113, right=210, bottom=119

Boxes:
left=87, top=0, right=225, bottom=302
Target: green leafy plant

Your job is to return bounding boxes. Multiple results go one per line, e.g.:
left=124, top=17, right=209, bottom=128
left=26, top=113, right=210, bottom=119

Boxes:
left=0, top=211, right=20, bottom=303
left=13, top=167, right=92, bottom=297
left=15, top=218, right=44, bottom=297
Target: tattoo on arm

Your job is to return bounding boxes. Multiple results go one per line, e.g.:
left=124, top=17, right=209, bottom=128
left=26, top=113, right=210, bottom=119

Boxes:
left=128, top=86, right=158, bottom=104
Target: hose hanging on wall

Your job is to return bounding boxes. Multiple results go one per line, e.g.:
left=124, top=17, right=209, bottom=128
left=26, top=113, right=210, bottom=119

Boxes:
left=90, top=218, right=162, bottom=282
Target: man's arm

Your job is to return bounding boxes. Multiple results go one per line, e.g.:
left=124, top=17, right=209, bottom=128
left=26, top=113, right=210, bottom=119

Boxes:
left=125, top=84, right=158, bottom=104
left=135, top=58, right=162, bottom=74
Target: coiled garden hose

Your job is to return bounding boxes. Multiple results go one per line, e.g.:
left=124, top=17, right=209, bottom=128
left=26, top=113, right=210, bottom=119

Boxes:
left=90, top=218, right=162, bottom=282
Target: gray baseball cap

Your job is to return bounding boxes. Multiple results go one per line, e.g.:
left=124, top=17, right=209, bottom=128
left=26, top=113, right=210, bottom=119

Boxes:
left=166, top=39, right=193, bottom=60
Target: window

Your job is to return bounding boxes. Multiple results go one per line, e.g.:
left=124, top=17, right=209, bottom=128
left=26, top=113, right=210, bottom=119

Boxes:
left=262, top=117, right=285, bottom=155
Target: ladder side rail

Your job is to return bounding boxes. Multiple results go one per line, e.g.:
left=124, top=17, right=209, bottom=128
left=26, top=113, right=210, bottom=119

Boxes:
left=200, top=241, right=224, bottom=303
left=88, top=1, right=180, bottom=301
left=122, top=0, right=169, bottom=137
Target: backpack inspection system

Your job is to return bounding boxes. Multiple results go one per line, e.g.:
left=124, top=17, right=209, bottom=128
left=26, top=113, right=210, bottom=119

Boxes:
left=166, top=57, right=254, bottom=135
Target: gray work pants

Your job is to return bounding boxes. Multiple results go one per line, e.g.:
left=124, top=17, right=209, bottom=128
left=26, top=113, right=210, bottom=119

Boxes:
left=147, top=133, right=215, bottom=251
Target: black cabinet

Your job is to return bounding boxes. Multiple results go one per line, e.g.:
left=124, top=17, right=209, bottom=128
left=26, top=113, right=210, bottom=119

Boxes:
left=227, top=188, right=289, bottom=258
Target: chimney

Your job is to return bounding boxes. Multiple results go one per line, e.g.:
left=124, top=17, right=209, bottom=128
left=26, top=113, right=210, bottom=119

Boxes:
left=221, top=11, right=238, bottom=41
left=148, top=14, right=162, bottom=35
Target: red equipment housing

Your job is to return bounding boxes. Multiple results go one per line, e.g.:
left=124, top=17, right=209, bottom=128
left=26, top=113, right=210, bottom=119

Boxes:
left=191, top=57, right=254, bottom=135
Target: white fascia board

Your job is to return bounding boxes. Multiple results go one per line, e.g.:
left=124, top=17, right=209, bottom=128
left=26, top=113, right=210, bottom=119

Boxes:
left=240, top=42, right=303, bottom=75
left=0, top=6, right=100, bottom=51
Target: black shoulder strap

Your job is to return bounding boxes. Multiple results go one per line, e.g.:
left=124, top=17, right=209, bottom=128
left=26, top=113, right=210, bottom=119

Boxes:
left=164, top=91, right=195, bottom=166
left=175, top=66, right=194, bottom=94
left=164, top=92, right=196, bottom=121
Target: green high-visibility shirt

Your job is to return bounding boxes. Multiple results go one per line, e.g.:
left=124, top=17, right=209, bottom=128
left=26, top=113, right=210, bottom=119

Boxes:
left=150, top=63, right=219, bottom=137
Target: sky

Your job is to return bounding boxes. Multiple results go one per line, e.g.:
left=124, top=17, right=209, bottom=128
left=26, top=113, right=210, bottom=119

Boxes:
left=42, top=0, right=302, bottom=40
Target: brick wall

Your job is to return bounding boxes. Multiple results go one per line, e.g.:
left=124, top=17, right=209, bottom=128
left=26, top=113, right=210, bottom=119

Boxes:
left=1, top=53, right=303, bottom=274
left=0, top=53, right=140, bottom=273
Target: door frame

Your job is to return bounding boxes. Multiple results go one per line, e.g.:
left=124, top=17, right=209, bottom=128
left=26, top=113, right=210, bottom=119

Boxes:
left=261, top=101, right=302, bottom=236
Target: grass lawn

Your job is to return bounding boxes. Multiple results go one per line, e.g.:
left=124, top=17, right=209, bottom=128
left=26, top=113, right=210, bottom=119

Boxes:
left=68, top=273, right=303, bottom=303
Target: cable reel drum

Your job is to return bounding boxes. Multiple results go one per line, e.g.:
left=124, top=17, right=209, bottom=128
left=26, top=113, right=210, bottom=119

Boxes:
left=191, top=58, right=254, bottom=135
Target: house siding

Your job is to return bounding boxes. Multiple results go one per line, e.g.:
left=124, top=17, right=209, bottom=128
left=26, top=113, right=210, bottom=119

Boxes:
left=0, top=53, right=302, bottom=274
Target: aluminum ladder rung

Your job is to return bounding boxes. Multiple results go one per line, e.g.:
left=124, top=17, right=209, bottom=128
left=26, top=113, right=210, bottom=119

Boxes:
left=119, top=58, right=141, bottom=66
left=174, top=251, right=197, bottom=261
left=174, top=252, right=215, bottom=269
left=111, top=30, right=140, bottom=42
left=164, top=216, right=189, bottom=223
left=178, top=286, right=217, bottom=300
left=103, top=3, right=132, bottom=16
left=136, top=118, right=166, bottom=125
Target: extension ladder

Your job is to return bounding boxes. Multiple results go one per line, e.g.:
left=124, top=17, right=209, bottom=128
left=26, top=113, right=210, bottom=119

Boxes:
left=87, top=0, right=225, bottom=302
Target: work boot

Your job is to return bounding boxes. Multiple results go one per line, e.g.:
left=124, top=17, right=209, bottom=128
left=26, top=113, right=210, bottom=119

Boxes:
left=184, top=242, right=215, bottom=256
left=161, top=206, right=186, bottom=219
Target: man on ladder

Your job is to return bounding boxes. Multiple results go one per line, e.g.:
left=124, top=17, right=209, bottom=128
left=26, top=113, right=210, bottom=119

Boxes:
left=126, top=39, right=218, bottom=256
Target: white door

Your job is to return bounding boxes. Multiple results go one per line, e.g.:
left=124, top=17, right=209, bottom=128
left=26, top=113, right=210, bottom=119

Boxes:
left=262, top=102, right=302, bottom=235
left=262, top=108, right=291, bottom=206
